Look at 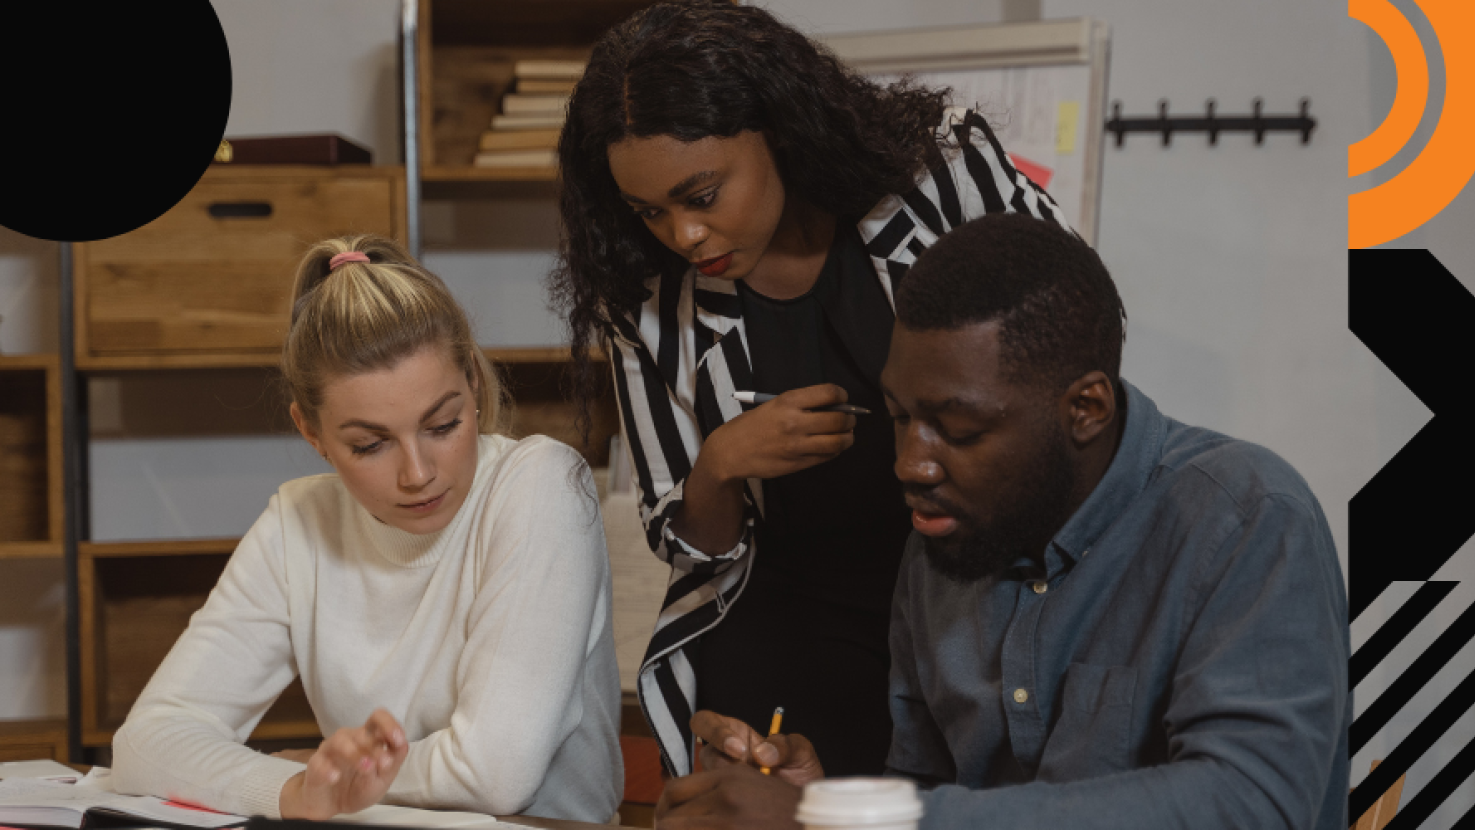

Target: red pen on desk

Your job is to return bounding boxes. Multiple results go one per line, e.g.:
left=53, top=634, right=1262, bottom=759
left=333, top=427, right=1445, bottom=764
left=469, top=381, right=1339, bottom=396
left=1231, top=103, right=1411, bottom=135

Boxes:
left=732, top=391, right=870, bottom=415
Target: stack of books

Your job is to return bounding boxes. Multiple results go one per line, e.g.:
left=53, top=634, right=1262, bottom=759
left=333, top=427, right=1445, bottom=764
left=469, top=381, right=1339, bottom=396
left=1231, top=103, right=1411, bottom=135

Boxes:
left=474, top=60, right=584, bottom=170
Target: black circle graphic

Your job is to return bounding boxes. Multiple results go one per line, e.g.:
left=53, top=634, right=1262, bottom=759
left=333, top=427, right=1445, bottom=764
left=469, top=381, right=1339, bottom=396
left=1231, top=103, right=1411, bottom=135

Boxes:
left=0, top=3, right=232, bottom=242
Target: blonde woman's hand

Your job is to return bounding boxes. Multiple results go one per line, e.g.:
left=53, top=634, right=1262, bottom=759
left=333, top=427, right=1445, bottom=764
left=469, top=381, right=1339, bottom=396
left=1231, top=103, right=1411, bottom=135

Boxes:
left=279, top=709, right=408, bottom=820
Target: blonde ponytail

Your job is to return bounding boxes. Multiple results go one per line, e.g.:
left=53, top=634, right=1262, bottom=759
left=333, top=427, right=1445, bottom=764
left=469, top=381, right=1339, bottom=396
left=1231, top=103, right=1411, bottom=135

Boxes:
left=283, top=234, right=508, bottom=433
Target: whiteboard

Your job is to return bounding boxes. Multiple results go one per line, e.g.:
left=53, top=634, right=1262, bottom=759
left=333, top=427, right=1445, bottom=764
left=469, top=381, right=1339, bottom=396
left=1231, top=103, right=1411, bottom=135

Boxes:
left=822, top=18, right=1110, bottom=245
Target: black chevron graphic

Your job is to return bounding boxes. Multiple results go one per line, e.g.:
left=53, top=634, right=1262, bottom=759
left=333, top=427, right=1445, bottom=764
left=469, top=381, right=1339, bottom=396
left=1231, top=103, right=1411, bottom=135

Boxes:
left=1348, top=249, right=1475, bottom=829
left=1349, top=250, right=1475, bottom=620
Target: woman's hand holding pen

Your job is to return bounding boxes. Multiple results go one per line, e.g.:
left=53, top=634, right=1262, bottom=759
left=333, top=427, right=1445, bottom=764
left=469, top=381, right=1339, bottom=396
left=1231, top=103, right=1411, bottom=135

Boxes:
left=278, top=708, right=408, bottom=820
left=671, top=384, right=855, bottom=557
left=708, top=384, right=857, bottom=481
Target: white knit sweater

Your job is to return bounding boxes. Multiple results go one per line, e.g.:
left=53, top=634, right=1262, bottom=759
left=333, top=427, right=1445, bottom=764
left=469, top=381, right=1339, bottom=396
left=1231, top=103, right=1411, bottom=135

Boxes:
left=112, top=434, right=623, bottom=822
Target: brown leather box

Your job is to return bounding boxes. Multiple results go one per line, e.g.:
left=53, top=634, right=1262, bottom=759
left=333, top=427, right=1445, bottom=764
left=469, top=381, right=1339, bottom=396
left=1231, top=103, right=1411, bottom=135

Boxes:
left=217, top=133, right=372, bottom=165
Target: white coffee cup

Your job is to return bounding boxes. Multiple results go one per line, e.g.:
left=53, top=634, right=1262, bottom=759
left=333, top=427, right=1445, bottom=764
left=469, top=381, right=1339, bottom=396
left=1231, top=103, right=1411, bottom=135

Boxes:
left=795, top=777, right=924, bottom=830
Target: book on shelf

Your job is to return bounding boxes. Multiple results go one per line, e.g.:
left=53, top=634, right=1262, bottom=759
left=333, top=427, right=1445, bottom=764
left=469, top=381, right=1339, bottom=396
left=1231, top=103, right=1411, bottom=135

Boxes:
left=478, top=128, right=560, bottom=152
left=489, top=113, right=565, bottom=131
left=512, top=59, right=585, bottom=81
left=473, top=149, right=558, bottom=169
left=501, top=94, right=568, bottom=116
left=517, top=79, right=578, bottom=95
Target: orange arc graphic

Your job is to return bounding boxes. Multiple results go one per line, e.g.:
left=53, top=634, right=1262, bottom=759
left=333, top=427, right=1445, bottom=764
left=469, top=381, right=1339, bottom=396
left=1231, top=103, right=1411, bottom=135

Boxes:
left=1350, top=0, right=1475, bottom=248
left=1348, top=0, right=1428, bottom=177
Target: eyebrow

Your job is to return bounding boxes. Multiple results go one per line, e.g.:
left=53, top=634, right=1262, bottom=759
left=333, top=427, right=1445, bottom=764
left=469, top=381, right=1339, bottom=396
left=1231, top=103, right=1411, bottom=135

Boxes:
left=881, top=386, right=1002, bottom=419
left=337, top=390, right=462, bottom=432
left=619, top=170, right=718, bottom=204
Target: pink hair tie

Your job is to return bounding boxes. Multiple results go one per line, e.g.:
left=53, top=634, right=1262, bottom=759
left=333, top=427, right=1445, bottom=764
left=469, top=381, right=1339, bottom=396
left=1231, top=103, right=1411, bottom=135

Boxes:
left=329, top=251, right=371, bottom=271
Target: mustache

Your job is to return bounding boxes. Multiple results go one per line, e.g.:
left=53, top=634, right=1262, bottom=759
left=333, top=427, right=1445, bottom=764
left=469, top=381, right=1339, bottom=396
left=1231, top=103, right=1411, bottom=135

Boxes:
left=901, top=485, right=967, bottom=517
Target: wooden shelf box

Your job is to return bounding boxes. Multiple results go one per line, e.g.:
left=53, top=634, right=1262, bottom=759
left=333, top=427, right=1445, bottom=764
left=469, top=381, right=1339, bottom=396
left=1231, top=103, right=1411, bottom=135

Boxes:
left=77, top=539, right=319, bottom=748
left=0, top=719, right=69, bottom=763
left=0, top=355, right=63, bottom=559
left=73, top=166, right=408, bottom=370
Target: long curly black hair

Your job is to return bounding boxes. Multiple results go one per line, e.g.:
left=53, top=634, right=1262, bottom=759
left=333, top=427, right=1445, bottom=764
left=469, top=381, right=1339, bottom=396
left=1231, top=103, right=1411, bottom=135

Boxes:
left=549, top=0, right=954, bottom=437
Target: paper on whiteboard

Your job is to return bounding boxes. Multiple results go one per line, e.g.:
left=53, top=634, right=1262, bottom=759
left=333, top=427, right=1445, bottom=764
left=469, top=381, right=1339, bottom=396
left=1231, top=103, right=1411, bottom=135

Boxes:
left=875, top=65, right=1094, bottom=233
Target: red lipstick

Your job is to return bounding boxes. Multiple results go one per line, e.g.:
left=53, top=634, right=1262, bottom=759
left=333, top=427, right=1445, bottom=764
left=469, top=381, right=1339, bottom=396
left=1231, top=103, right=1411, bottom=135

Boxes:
left=694, top=252, right=734, bottom=277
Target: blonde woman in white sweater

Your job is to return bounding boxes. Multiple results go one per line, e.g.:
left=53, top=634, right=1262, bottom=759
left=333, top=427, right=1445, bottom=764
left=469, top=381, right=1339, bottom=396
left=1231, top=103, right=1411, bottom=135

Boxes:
left=111, top=235, right=623, bottom=823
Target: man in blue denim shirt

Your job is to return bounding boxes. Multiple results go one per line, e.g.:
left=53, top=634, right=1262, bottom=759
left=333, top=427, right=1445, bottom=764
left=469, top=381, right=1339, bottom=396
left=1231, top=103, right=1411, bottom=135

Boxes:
left=656, top=214, right=1349, bottom=830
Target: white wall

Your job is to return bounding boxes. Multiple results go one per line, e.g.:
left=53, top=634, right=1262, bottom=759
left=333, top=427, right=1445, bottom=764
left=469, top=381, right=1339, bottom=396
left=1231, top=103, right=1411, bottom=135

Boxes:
left=748, top=0, right=1039, bottom=32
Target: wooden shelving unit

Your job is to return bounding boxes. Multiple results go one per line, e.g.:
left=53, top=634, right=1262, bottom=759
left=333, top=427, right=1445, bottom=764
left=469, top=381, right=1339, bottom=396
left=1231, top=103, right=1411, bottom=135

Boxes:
left=8, top=0, right=645, bottom=776
left=76, top=539, right=318, bottom=748
left=0, top=354, right=63, bottom=560
left=415, top=0, right=657, bottom=184
left=0, top=354, right=65, bottom=759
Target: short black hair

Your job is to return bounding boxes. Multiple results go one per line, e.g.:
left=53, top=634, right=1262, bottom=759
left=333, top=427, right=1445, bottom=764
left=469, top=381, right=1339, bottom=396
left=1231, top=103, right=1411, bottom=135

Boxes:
left=895, top=214, right=1126, bottom=391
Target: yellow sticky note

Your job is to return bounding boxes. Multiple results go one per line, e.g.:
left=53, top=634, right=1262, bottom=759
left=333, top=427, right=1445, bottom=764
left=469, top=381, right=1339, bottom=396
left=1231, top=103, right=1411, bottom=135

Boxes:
left=1056, top=101, right=1080, bottom=155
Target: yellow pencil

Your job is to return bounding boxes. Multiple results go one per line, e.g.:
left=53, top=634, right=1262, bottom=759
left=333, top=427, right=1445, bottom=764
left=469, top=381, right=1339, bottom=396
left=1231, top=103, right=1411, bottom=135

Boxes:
left=759, top=707, right=784, bottom=775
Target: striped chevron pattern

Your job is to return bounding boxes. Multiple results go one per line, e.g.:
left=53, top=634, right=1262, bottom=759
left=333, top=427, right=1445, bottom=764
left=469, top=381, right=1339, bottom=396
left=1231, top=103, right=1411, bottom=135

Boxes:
left=1351, top=579, right=1475, bottom=829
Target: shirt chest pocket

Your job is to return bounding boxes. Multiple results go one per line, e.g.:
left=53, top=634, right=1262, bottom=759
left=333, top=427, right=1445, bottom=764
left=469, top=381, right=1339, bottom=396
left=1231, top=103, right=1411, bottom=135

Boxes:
left=1037, top=662, right=1138, bottom=782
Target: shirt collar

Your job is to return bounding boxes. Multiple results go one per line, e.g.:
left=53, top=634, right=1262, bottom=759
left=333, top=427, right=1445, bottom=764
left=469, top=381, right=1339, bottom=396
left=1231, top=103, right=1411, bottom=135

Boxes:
left=1048, top=378, right=1166, bottom=568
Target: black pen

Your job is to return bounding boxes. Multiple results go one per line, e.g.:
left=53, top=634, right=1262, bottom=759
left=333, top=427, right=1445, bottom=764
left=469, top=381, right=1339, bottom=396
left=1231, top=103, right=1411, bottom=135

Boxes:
left=732, top=391, right=871, bottom=415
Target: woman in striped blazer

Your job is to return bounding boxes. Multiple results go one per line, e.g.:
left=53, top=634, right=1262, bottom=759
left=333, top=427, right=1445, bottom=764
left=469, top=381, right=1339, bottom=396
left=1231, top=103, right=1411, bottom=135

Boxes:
left=551, top=0, right=1071, bottom=779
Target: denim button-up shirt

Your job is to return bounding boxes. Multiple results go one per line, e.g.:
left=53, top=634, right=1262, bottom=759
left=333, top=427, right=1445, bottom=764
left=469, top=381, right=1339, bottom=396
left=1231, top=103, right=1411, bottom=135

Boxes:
left=887, top=380, right=1350, bottom=830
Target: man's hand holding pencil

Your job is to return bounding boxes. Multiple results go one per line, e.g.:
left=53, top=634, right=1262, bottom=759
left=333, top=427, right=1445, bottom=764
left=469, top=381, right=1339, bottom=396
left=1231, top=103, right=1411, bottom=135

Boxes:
left=687, top=709, right=825, bottom=786
left=654, top=709, right=822, bottom=830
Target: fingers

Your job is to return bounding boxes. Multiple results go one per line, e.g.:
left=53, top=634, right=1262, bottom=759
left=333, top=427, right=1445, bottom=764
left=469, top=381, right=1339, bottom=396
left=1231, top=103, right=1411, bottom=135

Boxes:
left=781, top=384, right=848, bottom=409
left=689, top=710, right=760, bottom=763
left=795, top=432, right=855, bottom=458
left=655, top=769, right=723, bottom=818
left=364, top=708, right=407, bottom=751
left=764, top=733, right=826, bottom=787
left=298, top=716, right=405, bottom=815
left=804, top=411, right=856, bottom=435
left=656, top=765, right=806, bottom=830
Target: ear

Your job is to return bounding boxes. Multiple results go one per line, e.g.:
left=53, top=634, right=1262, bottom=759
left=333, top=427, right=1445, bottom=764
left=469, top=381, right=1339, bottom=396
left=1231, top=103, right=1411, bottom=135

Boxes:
left=1061, top=371, right=1117, bottom=447
left=289, top=402, right=325, bottom=458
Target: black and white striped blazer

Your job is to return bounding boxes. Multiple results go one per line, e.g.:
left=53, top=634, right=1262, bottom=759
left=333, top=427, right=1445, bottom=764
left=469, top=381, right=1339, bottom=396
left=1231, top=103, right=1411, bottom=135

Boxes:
left=605, top=110, right=1071, bottom=776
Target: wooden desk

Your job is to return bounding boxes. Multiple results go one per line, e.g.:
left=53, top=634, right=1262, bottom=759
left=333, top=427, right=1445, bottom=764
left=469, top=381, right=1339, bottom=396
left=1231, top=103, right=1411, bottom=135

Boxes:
left=501, top=816, right=638, bottom=830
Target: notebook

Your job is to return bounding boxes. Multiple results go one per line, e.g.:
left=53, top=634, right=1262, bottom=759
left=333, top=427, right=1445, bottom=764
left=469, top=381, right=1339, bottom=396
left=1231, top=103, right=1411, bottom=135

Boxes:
left=0, top=776, right=245, bottom=829
left=0, top=761, right=79, bottom=784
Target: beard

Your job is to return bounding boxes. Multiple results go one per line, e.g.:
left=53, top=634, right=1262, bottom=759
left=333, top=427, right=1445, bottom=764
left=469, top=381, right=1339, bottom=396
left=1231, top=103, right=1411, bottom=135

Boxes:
left=917, top=425, right=1079, bottom=585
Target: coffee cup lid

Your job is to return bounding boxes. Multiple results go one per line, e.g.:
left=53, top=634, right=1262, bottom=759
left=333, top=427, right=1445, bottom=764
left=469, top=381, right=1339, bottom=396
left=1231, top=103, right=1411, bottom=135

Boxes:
left=795, top=778, right=924, bottom=825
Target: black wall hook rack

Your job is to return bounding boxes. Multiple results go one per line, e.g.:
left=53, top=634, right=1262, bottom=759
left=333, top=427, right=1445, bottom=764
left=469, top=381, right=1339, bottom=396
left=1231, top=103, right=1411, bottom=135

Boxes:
left=1105, top=98, right=1315, bottom=147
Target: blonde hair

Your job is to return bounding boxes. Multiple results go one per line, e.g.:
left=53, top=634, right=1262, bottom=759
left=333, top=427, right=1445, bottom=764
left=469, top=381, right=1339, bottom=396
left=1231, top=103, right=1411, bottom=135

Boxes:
left=283, top=234, right=508, bottom=434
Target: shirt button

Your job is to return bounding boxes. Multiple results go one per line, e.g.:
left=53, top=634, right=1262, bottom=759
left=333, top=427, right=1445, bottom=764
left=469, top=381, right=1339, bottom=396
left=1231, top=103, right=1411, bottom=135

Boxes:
left=1013, top=688, right=1029, bottom=704
left=1032, top=581, right=1048, bottom=594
